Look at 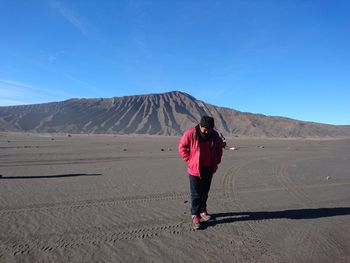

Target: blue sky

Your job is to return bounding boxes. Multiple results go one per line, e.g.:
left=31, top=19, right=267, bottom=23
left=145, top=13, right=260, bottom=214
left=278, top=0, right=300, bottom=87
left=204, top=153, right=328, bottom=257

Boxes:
left=1, top=0, right=349, bottom=125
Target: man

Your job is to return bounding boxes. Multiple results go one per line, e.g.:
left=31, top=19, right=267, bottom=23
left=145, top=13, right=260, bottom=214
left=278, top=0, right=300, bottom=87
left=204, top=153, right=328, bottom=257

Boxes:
left=178, top=116, right=223, bottom=230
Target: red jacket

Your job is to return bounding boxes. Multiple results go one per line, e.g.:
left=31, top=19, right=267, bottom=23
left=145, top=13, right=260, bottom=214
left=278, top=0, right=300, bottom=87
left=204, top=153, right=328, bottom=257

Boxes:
left=178, top=125, right=223, bottom=176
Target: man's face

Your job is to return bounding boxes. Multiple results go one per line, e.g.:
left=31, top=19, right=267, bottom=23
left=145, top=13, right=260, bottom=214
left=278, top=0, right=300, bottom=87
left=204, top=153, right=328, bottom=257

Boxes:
left=199, top=125, right=212, bottom=136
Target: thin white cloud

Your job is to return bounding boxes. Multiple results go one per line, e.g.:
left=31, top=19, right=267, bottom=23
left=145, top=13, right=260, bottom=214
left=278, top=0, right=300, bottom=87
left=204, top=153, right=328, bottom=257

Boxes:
left=47, top=50, right=65, bottom=63
left=59, top=72, right=101, bottom=97
left=0, top=79, right=71, bottom=106
left=0, top=79, right=51, bottom=94
left=48, top=55, right=57, bottom=63
left=48, top=0, right=86, bottom=35
left=0, top=99, right=28, bottom=106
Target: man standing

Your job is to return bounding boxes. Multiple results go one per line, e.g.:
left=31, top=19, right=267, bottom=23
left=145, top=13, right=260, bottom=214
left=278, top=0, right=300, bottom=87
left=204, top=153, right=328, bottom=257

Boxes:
left=178, top=116, right=223, bottom=230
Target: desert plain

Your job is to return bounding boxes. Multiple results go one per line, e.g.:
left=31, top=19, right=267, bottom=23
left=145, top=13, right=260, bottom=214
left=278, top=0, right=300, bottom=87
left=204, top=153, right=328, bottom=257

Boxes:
left=0, top=132, right=349, bottom=262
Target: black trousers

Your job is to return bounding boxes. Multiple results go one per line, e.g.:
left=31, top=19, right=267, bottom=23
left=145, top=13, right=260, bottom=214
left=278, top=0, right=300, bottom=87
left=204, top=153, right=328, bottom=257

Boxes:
left=189, top=167, right=213, bottom=216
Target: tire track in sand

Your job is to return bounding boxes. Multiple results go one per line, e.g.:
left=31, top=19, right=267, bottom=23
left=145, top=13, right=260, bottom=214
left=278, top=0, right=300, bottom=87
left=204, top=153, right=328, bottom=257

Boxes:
left=273, top=155, right=334, bottom=208
left=0, top=190, right=224, bottom=215
left=0, top=154, right=179, bottom=168
left=1, top=220, right=195, bottom=257
left=272, top=155, right=350, bottom=259
left=221, top=157, right=279, bottom=262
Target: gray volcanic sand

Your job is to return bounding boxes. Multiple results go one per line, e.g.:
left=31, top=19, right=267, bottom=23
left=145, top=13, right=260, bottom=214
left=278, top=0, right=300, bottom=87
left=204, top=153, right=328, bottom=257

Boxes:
left=0, top=133, right=349, bottom=262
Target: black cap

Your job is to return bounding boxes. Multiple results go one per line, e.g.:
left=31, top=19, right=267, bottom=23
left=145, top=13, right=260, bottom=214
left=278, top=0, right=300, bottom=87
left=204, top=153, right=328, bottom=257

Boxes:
left=200, top=116, right=214, bottom=129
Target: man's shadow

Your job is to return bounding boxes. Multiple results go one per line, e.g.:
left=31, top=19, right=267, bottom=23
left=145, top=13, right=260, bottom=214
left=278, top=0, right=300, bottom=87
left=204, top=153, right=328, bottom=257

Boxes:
left=204, top=207, right=350, bottom=228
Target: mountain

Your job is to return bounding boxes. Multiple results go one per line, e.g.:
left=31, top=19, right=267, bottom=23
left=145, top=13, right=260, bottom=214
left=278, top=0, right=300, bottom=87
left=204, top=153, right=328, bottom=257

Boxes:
left=0, top=91, right=349, bottom=138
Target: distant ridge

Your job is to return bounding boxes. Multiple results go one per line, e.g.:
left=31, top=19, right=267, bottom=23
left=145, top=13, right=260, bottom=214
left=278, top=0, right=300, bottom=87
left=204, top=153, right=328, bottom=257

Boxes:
left=1, top=91, right=350, bottom=138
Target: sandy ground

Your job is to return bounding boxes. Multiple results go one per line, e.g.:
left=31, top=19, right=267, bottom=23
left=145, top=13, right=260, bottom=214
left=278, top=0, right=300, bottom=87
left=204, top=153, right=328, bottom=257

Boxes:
left=0, top=132, right=349, bottom=263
